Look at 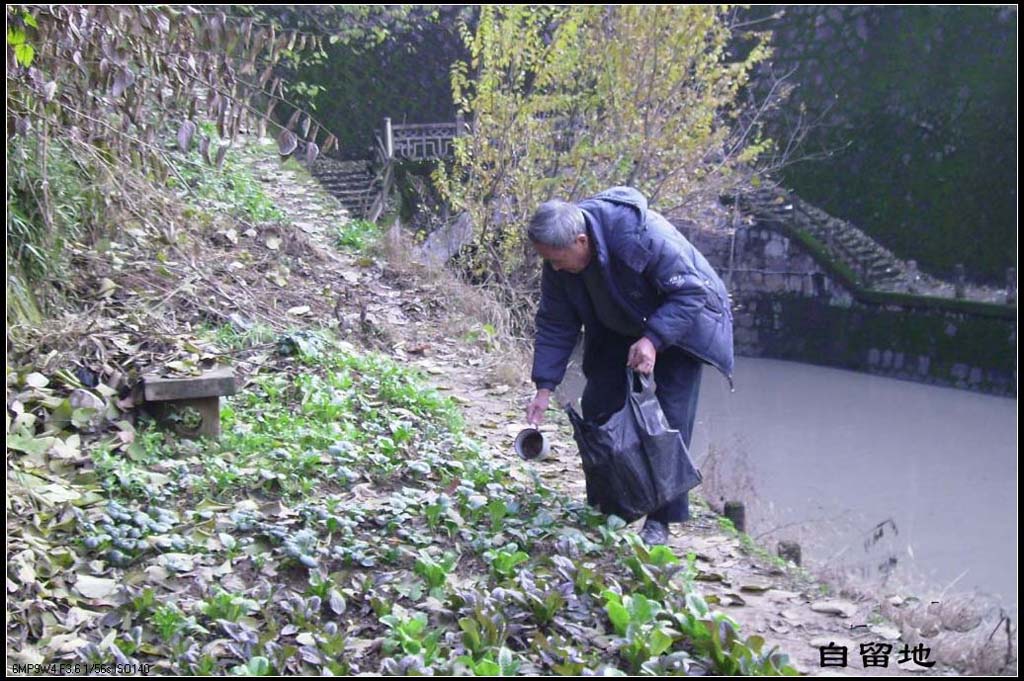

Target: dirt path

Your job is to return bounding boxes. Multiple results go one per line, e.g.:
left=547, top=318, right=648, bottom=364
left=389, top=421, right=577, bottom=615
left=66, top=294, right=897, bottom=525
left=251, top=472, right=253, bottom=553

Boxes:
left=249, top=146, right=951, bottom=676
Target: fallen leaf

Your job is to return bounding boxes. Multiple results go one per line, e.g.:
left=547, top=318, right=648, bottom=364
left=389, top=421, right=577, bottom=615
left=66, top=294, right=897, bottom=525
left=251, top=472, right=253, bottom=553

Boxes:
left=159, top=553, right=198, bottom=573
left=74, top=575, right=118, bottom=599
left=98, top=278, right=118, bottom=298
left=11, top=550, right=36, bottom=585
left=50, top=435, right=83, bottom=460
left=63, top=607, right=103, bottom=630
left=345, top=637, right=379, bottom=656
left=45, top=634, right=91, bottom=655
left=144, top=565, right=170, bottom=585
left=8, top=433, right=55, bottom=458
left=34, top=482, right=82, bottom=505
left=7, top=647, right=45, bottom=665
left=329, top=590, right=346, bottom=615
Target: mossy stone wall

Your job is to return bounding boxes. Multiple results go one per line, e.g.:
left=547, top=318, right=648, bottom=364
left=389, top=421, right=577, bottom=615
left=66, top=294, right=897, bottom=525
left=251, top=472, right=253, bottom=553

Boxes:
left=751, top=6, right=1016, bottom=284
left=684, top=222, right=1016, bottom=396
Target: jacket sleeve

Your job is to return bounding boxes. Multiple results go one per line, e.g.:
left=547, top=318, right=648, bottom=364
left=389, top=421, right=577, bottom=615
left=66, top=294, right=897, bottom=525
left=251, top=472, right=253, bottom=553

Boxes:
left=531, top=262, right=582, bottom=391
left=641, top=236, right=708, bottom=352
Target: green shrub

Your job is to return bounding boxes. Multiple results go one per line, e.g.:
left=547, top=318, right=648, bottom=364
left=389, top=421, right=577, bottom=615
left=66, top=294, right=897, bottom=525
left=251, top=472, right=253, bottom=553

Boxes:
left=334, top=218, right=379, bottom=252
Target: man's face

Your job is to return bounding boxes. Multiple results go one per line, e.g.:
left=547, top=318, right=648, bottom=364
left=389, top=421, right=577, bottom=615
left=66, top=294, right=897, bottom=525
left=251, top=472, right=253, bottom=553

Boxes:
left=533, top=234, right=592, bottom=274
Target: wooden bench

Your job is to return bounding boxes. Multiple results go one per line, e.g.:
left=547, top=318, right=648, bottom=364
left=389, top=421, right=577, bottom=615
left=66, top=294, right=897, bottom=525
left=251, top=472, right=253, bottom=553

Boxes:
left=142, top=366, right=236, bottom=439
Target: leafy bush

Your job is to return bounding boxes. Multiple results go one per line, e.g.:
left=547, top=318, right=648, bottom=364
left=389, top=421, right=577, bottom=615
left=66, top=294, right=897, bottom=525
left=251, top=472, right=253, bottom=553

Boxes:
left=334, top=218, right=380, bottom=252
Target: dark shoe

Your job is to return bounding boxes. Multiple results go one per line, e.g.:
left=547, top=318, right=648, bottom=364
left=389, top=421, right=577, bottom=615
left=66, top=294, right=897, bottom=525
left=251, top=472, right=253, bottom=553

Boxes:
left=639, top=518, right=669, bottom=546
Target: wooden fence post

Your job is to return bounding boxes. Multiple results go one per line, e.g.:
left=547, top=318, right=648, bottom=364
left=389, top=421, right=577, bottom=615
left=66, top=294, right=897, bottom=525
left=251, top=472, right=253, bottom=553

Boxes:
left=384, top=117, right=393, bottom=159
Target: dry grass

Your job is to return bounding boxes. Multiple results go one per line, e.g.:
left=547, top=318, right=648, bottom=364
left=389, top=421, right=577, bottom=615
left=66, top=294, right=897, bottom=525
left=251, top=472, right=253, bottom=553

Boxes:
left=380, top=220, right=532, bottom=374
left=697, top=438, right=760, bottom=516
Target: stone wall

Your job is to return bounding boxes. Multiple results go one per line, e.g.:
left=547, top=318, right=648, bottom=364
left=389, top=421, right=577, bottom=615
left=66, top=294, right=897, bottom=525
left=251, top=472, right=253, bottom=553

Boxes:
left=678, top=219, right=1017, bottom=397
left=745, top=6, right=1016, bottom=283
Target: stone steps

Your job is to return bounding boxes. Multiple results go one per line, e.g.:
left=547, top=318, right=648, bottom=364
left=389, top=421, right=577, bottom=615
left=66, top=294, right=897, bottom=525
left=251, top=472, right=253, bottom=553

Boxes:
left=740, top=188, right=912, bottom=290
left=317, top=172, right=373, bottom=182
left=310, top=158, right=379, bottom=219
left=319, top=186, right=376, bottom=198
left=803, top=203, right=905, bottom=285
left=734, top=186, right=1011, bottom=303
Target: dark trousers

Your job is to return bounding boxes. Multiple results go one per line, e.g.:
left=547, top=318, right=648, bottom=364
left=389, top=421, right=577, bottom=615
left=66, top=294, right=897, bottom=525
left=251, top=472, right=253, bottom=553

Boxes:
left=580, top=330, right=703, bottom=523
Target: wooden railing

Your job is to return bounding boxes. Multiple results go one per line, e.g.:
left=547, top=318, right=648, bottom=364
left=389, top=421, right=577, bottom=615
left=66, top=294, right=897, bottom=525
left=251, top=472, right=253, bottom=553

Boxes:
left=365, top=115, right=466, bottom=221
left=381, top=115, right=465, bottom=161
left=366, top=133, right=394, bottom=223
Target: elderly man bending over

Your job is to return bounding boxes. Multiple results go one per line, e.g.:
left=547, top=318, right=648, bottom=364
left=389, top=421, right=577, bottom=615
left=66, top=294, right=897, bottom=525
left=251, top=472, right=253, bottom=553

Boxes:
left=524, top=187, right=734, bottom=546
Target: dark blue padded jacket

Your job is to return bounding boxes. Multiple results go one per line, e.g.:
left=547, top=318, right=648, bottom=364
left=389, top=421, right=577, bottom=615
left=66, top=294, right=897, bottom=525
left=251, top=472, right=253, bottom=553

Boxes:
left=531, top=186, right=735, bottom=391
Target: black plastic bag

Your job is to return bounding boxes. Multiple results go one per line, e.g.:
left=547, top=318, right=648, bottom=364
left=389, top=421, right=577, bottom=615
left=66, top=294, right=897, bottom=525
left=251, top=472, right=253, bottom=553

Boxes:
left=566, top=368, right=702, bottom=522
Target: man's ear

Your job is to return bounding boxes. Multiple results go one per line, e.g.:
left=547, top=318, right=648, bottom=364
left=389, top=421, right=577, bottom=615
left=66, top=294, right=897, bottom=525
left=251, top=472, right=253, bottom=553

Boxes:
left=576, top=233, right=589, bottom=249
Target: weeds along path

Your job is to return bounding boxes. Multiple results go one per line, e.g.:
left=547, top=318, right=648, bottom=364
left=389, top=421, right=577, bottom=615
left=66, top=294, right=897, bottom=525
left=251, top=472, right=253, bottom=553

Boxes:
left=253, top=145, right=952, bottom=676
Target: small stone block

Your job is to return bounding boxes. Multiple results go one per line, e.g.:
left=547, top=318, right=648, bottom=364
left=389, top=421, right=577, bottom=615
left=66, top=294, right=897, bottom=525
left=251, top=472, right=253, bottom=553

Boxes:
left=777, top=540, right=802, bottom=566
left=724, top=501, right=746, bottom=533
left=143, top=366, right=236, bottom=402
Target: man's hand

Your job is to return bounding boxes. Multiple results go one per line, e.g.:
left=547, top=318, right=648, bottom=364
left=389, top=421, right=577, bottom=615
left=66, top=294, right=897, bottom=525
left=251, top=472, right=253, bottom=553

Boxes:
left=627, top=337, right=657, bottom=375
left=526, top=389, right=551, bottom=425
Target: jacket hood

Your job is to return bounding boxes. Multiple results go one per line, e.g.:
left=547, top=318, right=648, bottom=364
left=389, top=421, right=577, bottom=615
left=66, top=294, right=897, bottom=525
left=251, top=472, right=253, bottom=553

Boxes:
left=580, top=186, right=648, bottom=226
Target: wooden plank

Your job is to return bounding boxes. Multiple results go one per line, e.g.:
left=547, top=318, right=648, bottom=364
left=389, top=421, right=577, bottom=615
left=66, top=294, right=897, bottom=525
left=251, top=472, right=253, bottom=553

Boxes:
left=391, top=122, right=458, bottom=131
left=143, top=366, right=236, bottom=402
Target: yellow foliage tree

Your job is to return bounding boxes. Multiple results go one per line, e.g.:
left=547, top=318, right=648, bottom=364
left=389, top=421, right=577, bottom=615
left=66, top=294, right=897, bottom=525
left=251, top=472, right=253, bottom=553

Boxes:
left=435, top=5, right=773, bottom=286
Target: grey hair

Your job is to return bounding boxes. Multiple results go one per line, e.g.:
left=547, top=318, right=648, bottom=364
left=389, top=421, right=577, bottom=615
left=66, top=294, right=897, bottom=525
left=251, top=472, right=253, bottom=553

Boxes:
left=527, top=200, right=585, bottom=248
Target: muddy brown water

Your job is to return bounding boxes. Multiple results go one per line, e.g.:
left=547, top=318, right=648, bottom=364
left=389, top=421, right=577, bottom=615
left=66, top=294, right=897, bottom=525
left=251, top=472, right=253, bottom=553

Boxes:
left=689, top=357, right=1017, bottom=614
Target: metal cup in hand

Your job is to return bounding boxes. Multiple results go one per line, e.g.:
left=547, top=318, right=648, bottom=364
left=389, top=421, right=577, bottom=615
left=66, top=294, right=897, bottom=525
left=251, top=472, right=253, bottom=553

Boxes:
left=514, top=427, right=550, bottom=461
